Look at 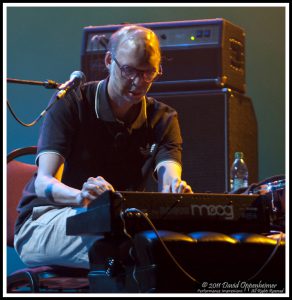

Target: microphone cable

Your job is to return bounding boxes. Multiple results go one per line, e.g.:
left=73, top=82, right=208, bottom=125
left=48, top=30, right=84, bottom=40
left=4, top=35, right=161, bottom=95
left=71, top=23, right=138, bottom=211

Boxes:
left=7, top=95, right=59, bottom=127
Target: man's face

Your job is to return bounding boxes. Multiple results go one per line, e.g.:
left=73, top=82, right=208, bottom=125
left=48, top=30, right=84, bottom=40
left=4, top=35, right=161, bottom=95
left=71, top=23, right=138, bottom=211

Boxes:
left=108, top=37, right=160, bottom=104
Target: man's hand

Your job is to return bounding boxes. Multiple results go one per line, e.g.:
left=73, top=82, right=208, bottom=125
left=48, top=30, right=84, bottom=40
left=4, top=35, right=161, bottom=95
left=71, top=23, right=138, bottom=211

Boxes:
left=77, top=176, right=115, bottom=206
left=162, top=177, right=193, bottom=194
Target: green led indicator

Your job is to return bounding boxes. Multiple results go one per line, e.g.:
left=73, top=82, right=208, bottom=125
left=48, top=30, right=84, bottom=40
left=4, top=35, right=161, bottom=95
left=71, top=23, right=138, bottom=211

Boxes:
left=190, top=36, right=195, bottom=41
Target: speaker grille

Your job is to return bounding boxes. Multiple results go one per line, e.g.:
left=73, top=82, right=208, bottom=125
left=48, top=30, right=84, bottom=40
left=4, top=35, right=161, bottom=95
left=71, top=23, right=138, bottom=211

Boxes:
left=148, top=89, right=258, bottom=193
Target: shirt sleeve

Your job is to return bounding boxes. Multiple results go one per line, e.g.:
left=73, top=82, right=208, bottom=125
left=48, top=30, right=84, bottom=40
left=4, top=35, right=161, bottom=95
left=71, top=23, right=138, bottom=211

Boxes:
left=148, top=98, right=183, bottom=169
left=36, top=89, right=81, bottom=165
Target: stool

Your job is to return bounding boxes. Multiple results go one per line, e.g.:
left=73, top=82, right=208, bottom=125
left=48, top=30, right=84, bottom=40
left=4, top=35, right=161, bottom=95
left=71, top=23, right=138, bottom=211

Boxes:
left=132, top=230, right=285, bottom=292
left=87, top=230, right=285, bottom=293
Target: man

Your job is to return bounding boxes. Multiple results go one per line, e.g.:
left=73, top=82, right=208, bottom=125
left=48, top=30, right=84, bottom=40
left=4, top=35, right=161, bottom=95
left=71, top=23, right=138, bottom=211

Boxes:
left=14, top=25, right=193, bottom=269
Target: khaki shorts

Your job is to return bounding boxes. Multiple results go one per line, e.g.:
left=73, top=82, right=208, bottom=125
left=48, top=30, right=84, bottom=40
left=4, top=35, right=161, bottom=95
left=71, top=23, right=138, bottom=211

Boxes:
left=14, top=206, right=103, bottom=269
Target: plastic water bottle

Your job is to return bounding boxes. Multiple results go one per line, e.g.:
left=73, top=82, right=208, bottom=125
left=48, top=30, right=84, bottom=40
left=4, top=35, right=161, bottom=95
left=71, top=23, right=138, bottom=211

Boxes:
left=230, top=152, right=248, bottom=192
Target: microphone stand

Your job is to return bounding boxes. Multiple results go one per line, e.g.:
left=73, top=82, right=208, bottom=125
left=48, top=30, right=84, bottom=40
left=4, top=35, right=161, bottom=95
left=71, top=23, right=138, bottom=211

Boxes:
left=7, top=78, right=60, bottom=89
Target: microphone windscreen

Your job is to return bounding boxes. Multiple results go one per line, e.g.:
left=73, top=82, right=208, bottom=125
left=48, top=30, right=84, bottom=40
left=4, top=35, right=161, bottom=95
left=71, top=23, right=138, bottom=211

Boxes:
left=70, top=71, right=86, bottom=85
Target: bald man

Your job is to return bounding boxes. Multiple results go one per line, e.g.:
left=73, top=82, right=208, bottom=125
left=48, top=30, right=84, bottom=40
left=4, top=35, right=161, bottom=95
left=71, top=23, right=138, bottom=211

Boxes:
left=14, top=25, right=193, bottom=269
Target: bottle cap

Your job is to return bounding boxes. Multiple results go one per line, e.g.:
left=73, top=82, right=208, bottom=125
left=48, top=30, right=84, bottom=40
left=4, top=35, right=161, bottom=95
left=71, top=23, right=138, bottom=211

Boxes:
left=235, top=152, right=244, bottom=159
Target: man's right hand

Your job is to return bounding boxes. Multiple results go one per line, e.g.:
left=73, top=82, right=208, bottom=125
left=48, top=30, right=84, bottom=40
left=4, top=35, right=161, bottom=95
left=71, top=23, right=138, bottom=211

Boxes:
left=77, top=176, right=115, bottom=206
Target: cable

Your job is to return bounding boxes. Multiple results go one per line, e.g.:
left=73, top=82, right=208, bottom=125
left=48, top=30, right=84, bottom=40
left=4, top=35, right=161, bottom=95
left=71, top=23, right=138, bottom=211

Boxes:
left=129, top=246, right=142, bottom=293
left=117, top=191, right=133, bottom=240
left=118, top=205, right=142, bottom=292
left=122, top=207, right=201, bottom=285
left=247, top=231, right=285, bottom=281
left=159, top=198, right=181, bottom=220
left=7, top=96, right=59, bottom=127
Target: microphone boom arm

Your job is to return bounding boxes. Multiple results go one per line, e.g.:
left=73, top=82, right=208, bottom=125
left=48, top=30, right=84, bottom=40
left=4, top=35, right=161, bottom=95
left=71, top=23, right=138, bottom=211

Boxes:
left=7, top=71, right=85, bottom=127
left=7, top=78, right=59, bottom=89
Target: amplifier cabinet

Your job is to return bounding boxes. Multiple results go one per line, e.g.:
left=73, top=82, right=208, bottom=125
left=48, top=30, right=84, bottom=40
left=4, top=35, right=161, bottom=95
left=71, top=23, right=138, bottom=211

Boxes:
left=147, top=88, right=258, bottom=193
left=81, top=18, right=246, bottom=93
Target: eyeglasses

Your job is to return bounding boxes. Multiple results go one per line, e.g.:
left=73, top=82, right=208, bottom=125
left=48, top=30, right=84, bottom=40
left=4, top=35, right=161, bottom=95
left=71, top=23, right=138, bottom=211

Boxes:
left=112, top=56, right=162, bottom=83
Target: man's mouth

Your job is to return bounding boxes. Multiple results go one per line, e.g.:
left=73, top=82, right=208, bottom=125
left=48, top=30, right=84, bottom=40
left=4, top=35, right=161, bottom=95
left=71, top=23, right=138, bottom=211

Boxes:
left=128, top=90, right=142, bottom=96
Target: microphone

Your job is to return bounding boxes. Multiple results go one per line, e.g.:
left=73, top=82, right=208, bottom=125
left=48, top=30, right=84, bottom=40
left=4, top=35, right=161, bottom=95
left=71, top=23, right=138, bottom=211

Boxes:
left=56, top=71, right=86, bottom=99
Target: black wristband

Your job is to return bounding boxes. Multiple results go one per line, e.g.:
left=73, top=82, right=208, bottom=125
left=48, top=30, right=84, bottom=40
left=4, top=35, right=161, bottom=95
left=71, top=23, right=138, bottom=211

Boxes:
left=44, top=183, right=55, bottom=202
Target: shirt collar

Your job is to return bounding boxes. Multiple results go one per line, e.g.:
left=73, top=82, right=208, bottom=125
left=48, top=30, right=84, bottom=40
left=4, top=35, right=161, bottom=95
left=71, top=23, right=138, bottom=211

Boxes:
left=95, top=78, right=147, bottom=130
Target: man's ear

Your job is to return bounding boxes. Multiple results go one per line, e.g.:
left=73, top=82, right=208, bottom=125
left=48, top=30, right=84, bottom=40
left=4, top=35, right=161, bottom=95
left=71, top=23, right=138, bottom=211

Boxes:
left=104, top=51, right=112, bottom=70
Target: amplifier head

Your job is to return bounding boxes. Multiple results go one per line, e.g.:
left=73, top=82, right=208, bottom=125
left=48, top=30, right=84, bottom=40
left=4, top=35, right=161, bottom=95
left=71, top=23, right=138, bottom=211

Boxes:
left=80, top=18, right=246, bottom=93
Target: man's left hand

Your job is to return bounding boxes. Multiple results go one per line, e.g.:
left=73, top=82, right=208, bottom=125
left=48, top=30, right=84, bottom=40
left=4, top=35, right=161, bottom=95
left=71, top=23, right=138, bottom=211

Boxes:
left=162, top=178, right=193, bottom=193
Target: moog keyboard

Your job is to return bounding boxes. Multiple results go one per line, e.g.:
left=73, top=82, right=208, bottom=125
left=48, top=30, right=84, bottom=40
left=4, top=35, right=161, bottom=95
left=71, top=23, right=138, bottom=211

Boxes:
left=66, top=191, right=271, bottom=236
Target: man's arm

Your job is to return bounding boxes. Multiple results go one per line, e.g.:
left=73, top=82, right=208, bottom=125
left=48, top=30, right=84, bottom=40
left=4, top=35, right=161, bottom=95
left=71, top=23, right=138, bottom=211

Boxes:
left=156, top=161, right=193, bottom=193
left=35, top=153, right=115, bottom=206
left=34, top=152, right=82, bottom=205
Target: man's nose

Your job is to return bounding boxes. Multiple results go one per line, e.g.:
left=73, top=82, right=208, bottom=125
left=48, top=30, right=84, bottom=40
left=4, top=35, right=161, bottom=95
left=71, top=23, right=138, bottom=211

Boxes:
left=132, top=73, right=148, bottom=87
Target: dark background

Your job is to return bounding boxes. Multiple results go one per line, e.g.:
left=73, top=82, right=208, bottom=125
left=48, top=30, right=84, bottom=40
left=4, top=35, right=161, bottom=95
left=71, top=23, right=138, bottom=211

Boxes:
left=5, top=5, right=286, bottom=275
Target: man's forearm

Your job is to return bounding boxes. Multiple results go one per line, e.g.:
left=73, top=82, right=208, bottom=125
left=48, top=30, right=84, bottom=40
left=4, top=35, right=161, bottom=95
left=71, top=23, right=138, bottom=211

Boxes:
left=35, top=175, right=81, bottom=206
left=157, top=160, right=182, bottom=192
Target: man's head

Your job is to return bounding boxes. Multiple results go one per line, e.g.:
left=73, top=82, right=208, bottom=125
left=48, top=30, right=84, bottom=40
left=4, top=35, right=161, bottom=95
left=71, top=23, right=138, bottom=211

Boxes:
left=105, top=25, right=161, bottom=105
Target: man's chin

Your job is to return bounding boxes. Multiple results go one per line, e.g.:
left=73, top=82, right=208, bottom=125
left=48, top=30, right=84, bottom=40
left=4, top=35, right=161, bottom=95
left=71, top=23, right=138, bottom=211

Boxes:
left=126, top=91, right=144, bottom=102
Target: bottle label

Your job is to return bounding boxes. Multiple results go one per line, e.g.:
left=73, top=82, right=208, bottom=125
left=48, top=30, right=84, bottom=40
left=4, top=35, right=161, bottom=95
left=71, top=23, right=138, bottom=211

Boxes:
left=233, top=178, right=248, bottom=191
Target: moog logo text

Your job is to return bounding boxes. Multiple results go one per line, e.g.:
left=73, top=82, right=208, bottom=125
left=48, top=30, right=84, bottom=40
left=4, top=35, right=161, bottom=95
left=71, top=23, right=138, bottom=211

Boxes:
left=191, top=204, right=234, bottom=220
